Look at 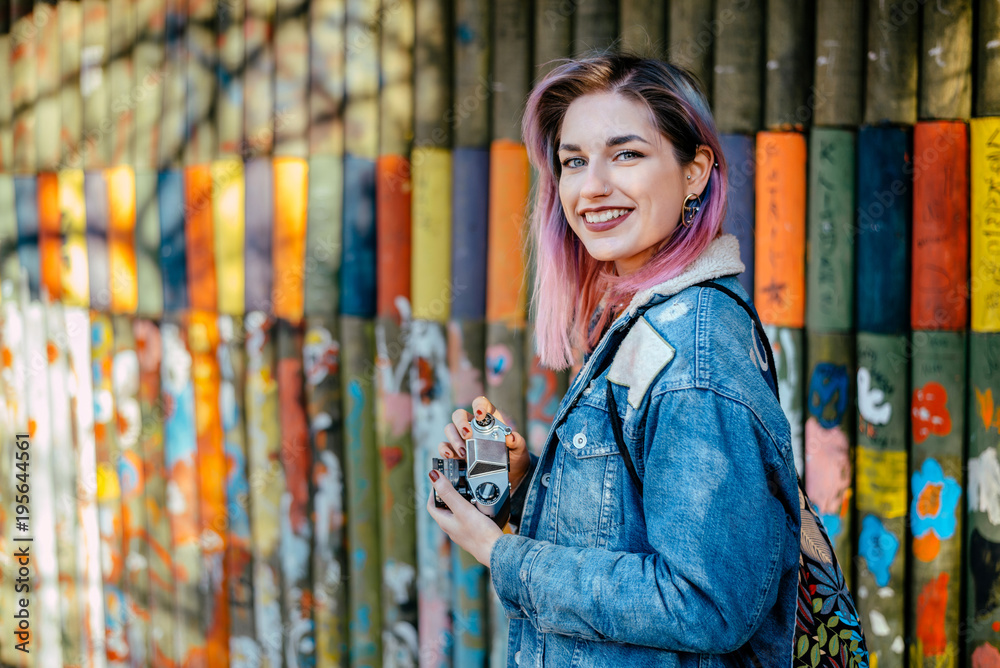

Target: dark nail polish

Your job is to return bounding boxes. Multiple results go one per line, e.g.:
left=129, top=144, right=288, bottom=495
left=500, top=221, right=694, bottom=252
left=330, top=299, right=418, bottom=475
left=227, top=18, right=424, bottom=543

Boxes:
left=429, top=470, right=439, bottom=482
left=444, top=452, right=450, bottom=458
left=459, top=447, right=466, bottom=458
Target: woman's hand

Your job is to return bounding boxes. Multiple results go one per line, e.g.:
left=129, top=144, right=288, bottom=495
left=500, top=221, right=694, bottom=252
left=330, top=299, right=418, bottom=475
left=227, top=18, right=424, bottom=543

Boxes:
left=426, top=469, right=503, bottom=566
left=437, top=396, right=531, bottom=493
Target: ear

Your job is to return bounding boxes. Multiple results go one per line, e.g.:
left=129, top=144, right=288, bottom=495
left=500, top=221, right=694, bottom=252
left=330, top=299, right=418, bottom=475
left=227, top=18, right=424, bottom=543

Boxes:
left=685, top=145, right=715, bottom=198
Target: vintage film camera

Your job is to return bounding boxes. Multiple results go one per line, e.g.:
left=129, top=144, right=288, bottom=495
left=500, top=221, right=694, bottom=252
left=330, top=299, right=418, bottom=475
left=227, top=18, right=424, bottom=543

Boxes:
left=433, top=413, right=512, bottom=527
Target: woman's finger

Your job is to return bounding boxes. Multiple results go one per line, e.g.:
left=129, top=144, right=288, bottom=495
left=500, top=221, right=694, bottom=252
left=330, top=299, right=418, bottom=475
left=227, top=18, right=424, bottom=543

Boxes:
left=444, top=423, right=467, bottom=458
left=437, top=440, right=458, bottom=459
left=470, top=396, right=496, bottom=420
left=451, top=407, right=473, bottom=433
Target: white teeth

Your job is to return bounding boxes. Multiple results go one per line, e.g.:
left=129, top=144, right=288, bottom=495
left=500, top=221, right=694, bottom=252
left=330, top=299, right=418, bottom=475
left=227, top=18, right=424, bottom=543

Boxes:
left=584, top=208, right=631, bottom=223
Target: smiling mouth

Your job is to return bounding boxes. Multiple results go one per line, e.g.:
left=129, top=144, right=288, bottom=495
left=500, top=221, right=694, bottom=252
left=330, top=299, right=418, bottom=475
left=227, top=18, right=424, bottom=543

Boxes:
left=582, top=208, right=633, bottom=230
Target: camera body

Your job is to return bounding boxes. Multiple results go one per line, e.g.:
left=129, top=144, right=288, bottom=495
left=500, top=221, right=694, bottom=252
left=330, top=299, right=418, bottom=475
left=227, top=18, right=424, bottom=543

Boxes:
left=433, top=413, right=512, bottom=527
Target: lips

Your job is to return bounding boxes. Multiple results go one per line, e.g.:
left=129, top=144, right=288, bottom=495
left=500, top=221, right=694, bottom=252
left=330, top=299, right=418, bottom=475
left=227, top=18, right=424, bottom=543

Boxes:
left=582, top=208, right=633, bottom=232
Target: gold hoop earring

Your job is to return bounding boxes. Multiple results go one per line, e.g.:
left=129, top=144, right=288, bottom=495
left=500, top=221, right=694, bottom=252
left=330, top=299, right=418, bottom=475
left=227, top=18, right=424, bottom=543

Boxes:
left=681, top=193, right=701, bottom=228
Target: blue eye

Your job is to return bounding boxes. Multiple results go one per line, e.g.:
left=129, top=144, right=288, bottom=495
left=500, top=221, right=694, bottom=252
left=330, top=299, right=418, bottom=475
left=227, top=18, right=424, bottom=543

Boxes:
left=616, top=149, right=642, bottom=160
left=562, top=157, right=585, bottom=168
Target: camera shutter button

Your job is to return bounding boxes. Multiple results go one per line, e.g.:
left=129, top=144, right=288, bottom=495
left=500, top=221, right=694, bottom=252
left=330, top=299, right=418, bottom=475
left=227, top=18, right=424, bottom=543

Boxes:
left=476, top=482, right=500, bottom=503
left=573, top=432, right=587, bottom=449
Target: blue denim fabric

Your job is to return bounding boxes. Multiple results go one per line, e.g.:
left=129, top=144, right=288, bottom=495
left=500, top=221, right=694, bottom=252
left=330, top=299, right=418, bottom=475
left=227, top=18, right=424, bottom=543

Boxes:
left=490, top=272, right=801, bottom=667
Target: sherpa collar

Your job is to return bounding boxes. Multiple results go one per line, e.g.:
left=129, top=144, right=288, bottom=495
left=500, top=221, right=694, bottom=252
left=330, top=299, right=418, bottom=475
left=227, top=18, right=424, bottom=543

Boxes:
left=621, top=233, right=745, bottom=318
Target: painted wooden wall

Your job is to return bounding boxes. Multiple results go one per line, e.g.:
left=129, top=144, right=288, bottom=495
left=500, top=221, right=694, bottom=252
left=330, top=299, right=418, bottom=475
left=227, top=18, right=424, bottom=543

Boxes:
left=0, top=1, right=998, bottom=667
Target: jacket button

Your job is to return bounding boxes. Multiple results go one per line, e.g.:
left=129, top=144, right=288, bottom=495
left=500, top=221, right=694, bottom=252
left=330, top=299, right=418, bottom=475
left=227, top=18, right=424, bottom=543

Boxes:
left=573, top=433, right=587, bottom=449
left=514, top=651, right=521, bottom=665
left=541, top=472, right=551, bottom=487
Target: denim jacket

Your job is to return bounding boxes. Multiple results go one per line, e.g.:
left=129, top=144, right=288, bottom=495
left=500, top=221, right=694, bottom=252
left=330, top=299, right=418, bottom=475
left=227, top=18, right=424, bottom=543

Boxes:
left=491, top=234, right=801, bottom=667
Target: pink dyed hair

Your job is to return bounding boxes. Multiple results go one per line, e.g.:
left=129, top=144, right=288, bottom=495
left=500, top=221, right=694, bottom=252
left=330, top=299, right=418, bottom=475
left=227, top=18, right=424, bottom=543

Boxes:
left=523, top=54, right=728, bottom=369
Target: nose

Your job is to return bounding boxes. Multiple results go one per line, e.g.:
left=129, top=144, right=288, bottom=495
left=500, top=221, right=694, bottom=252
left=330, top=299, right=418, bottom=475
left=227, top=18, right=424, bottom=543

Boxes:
left=579, top=163, right=610, bottom=200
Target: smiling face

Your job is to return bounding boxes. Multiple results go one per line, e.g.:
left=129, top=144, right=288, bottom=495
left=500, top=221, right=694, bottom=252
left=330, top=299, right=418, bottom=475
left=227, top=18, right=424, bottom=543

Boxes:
left=557, top=91, right=701, bottom=276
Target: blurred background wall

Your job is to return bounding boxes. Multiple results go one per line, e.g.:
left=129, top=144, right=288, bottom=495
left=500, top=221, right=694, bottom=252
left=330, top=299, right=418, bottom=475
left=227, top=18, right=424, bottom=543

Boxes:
left=0, top=0, right=998, bottom=666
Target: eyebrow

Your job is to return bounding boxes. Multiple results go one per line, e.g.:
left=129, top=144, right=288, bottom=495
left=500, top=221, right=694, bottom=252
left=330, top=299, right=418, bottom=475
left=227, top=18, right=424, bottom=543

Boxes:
left=558, top=134, right=651, bottom=153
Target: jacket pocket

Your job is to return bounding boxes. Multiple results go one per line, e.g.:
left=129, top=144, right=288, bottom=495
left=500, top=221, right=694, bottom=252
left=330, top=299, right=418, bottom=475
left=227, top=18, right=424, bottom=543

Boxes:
left=551, top=404, right=626, bottom=548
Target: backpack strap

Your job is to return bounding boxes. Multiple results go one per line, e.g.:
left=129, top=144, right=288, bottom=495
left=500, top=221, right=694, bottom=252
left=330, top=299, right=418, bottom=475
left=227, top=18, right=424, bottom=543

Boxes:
left=606, top=279, right=779, bottom=497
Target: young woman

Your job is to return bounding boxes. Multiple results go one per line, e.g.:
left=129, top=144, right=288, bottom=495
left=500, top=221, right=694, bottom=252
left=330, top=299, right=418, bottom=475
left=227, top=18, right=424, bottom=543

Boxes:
left=427, top=54, right=801, bottom=666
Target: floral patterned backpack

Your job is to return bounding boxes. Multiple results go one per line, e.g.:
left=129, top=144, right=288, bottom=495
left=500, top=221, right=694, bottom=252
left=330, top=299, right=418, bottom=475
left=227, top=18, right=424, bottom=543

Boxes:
left=604, top=280, right=869, bottom=667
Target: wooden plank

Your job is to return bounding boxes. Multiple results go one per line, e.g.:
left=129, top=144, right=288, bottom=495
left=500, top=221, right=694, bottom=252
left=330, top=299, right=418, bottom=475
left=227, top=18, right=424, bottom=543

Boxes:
left=273, top=0, right=308, bottom=157
left=184, top=0, right=215, bottom=164
left=856, top=125, right=912, bottom=335
left=805, top=127, right=855, bottom=332
left=35, top=0, right=61, bottom=170
left=59, top=169, right=88, bottom=314
left=764, top=0, right=814, bottom=130
left=134, top=169, right=163, bottom=317
left=754, top=131, right=806, bottom=328
left=65, top=307, right=108, bottom=668
left=342, top=154, right=377, bottom=318
left=619, top=0, right=664, bottom=57
left=451, top=149, right=488, bottom=320
left=14, top=175, right=40, bottom=299
left=218, top=315, right=262, bottom=666
left=0, top=173, right=19, bottom=286
left=46, top=301, right=84, bottom=667
left=244, top=0, right=275, bottom=155
left=413, top=0, right=451, bottom=149
left=110, top=315, right=150, bottom=667
left=91, top=312, right=130, bottom=667
left=908, top=331, right=965, bottom=664
left=307, top=0, right=344, bottom=156
left=81, top=0, right=110, bottom=169
left=157, top=168, right=187, bottom=312
left=454, top=0, right=490, bottom=149
left=447, top=320, right=489, bottom=665
left=38, top=170, right=63, bottom=300
left=494, top=0, right=530, bottom=143
left=212, top=158, right=245, bottom=316
left=189, top=311, right=230, bottom=668
left=85, top=170, right=111, bottom=311
left=813, top=0, right=864, bottom=127
left=920, top=0, right=972, bottom=120
left=865, top=0, right=919, bottom=125
left=912, top=122, right=968, bottom=330
left=965, top=332, right=1000, bottom=660
left=133, top=0, right=164, bottom=170
left=719, top=133, right=755, bottom=298
left=107, top=165, right=137, bottom=313
left=379, top=0, right=413, bottom=159
left=524, top=324, right=567, bottom=456
left=764, top=325, right=804, bottom=476
left=184, top=163, right=217, bottom=312
left=244, top=312, right=285, bottom=668
left=60, top=0, right=82, bottom=168
left=533, top=0, right=572, bottom=82
left=25, top=299, right=63, bottom=666
left=11, top=0, right=37, bottom=174
left=161, top=315, right=207, bottom=666
left=215, top=0, right=244, bottom=158
left=272, top=157, right=307, bottom=323
left=345, top=0, right=379, bottom=160
left=971, top=117, right=1000, bottom=333
left=485, top=143, right=529, bottom=328
left=0, top=1, right=11, bottom=170
left=341, top=316, right=382, bottom=665
left=304, top=155, right=342, bottom=317
left=977, top=0, right=1000, bottom=116
left=572, top=0, right=616, bottom=57
left=275, top=320, right=316, bottom=667
left=303, top=315, right=349, bottom=665
left=158, top=0, right=185, bottom=168
left=666, top=0, right=714, bottom=105
left=804, top=330, right=856, bottom=588
left=132, top=317, right=178, bottom=666
left=107, top=0, right=134, bottom=165
left=854, top=332, right=909, bottom=667
left=711, top=0, right=762, bottom=134
left=244, top=158, right=273, bottom=313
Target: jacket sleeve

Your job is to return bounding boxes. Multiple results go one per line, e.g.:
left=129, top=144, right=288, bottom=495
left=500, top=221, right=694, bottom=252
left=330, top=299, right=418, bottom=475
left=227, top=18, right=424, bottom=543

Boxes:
left=489, top=387, right=794, bottom=653
left=507, top=451, right=538, bottom=532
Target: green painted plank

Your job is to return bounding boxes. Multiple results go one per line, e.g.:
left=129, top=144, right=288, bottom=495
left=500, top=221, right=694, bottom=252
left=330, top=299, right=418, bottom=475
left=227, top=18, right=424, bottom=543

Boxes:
left=666, top=0, right=714, bottom=108
left=711, top=0, right=763, bottom=134
left=919, top=0, right=972, bottom=120
left=865, top=0, right=919, bottom=125
left=764, top=0, right=814, bottom=129
left=813, top=0, right=863, bottom=127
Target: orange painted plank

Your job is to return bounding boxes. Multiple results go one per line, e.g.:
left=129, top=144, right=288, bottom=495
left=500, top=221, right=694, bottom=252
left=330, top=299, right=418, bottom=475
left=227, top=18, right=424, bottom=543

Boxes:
left=38, top=171, right=63, bottom=301
left=185, top=164, right=217, bottom=312
left=108, top=166, right=138, bottom=313
left=376, top=154, right=411, bottom=319
left=754, top=131, right=807, bottom=327
left=272, top=157, right=308, bottom=323
left=486, top=139, right=530, bottom=325
left=912, top=121, right=968, bottom=330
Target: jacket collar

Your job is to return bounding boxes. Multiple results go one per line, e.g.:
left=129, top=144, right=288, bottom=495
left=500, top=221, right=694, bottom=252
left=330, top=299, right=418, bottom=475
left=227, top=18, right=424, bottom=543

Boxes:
left=621, top=233, right=745, bottom=318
